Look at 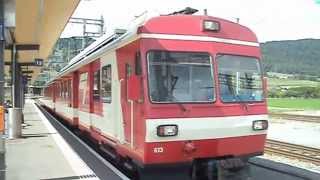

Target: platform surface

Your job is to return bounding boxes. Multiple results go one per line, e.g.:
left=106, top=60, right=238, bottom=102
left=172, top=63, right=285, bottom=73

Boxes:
left=4, top=100, right=96, bottom=180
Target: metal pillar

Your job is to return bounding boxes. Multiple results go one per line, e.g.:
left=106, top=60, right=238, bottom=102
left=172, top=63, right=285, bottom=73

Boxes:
left=0, top=0, right=4, bottom=106
left=11, top=44, right=16, bottom=106
left=0, top=0, right=6, bottom=152
left=8, top=43, right=22, bottom=139
left=18, top=66, right=24, bottom=108
left=11, top=46, right=23, bottom=108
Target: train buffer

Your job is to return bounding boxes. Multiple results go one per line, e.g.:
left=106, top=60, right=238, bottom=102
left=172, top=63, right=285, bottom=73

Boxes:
left=1, top=99, right=129, bottom=180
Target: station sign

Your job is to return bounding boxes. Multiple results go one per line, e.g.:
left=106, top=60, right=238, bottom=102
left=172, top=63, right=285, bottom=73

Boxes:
left=34, top=58, right=44, bottom=66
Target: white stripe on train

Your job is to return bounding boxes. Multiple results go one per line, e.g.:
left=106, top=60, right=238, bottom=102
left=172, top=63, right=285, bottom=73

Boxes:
left=39, top=100, right=268, bottom=144
left=139, top=33, right=260, bottom=47
left=145, top=114, right=268, bottom=143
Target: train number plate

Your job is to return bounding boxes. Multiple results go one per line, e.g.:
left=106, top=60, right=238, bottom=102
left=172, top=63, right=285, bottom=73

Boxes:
left=153, top=147, right=164, bottom=153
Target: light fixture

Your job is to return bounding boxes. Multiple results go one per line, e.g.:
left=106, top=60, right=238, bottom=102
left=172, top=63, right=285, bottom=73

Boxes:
left=157, top=125, right=178, bottom=137
left=203, top=20, right=220, bottom=32
left=252, top=120, right=268, bottom=131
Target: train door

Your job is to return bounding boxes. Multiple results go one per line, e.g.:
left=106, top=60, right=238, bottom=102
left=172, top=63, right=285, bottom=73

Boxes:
left=124, top=63, right=133, bottom=144
left=123, top=52, right=143, bottom=148
left=100, top=64, right=114, bottom=136
left=65, top=79, right=73, bottom=122
left=67, top=79, right=72, bottom=107
left=90, top=61, right=103, bottom=134
left=52, top=84, right=56, bottom=110
left=78, top=71, right=91, bottom=129
left=72, top=71, right=79, bottom=127
left=99, top=52, right=124, bottom=141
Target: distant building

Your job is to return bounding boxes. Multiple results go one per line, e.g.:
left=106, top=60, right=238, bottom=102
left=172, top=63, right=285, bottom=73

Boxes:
left=35, top=36, right=96, bottom=85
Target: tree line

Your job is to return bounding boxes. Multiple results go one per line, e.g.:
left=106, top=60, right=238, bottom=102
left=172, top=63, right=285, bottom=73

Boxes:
left=268, top=86, right=320, bottom=98
left=262, top=39, right=320, bottom=76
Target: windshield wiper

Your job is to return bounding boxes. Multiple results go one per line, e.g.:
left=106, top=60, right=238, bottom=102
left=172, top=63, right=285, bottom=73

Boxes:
left=228, top=85, right=249, bottom=111
left=167, top=76, right=187, bottom=112
left=170, top=95, right=187, bottom=112
left=234, top=94, right=248, bottom=111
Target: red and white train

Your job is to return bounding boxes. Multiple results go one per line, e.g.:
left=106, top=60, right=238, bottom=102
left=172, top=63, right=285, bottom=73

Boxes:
left=39, top=9, right=268, bottom=180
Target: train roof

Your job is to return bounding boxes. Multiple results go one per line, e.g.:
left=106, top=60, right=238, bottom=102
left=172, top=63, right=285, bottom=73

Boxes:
left=47, top=13, right=259, bottom=86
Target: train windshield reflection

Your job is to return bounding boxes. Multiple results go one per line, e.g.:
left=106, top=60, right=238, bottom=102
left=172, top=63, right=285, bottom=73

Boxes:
left=147, top=51, right=215, bottom=103
left=217, top=54, right=263, bottom=102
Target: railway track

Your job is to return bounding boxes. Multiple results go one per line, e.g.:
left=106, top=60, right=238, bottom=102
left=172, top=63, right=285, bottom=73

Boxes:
left=265, top=139, right=320, bottom=165
left=269, top=113, right=320, bottom=123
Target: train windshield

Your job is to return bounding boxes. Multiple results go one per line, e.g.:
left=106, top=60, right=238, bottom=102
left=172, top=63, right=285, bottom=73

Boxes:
left=147, top=51, right=215, bottom=103
left=217, top=55, right=263, bottom=102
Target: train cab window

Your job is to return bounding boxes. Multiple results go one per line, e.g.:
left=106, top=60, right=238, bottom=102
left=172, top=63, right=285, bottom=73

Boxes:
left=101, top=65, right=112, bottom=103
left=135, top=52, right=142, bottom=75
left=217, top=55, right=263, bottom=102
left=147, top=51, right=215, bottom=103
left=93, top=70, right=101, bottom=101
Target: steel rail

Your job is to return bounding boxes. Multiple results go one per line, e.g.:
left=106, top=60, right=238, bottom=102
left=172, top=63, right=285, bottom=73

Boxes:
left=269, top=113, right=320, bottom=123
left=265, top=139, right=320, bottom=165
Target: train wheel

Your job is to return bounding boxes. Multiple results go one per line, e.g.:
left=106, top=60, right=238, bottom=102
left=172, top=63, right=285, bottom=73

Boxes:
left=217, top=158, right=251, bottom=180
left=191, top=159, right=218, bottom=180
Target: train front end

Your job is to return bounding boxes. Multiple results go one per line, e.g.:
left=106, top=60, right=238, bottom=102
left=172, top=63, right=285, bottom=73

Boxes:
left=132, top=14, right=268, bottom=179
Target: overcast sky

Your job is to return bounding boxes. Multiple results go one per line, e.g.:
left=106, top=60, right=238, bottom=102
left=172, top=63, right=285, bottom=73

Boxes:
left=61, top=0, right=320, bottom=42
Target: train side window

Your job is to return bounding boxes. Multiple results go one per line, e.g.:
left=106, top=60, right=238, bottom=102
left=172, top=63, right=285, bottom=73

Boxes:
left=68, top=80, right=72, bottom=101
left=60, top=83, right=63, bottom=99
left=93, top=70, right=101, bottom=101
left=63, top=82, right=65, bottom=100
left=79, top=72, right=89, bottom=105
left=58, top=83, right=62, bottom=99
left=101, top=65, right=112, bottom=103
left=65, top=82, right=67, bottom=100
left=67, top=80, right=71, bottom=105
left=126, top=63, right=132, bottom=77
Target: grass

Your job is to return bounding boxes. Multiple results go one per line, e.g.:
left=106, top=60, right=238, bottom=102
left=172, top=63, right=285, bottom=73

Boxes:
left=268, top=78, right=320, bottom=88
left=268, top=98, right=320, bottom=110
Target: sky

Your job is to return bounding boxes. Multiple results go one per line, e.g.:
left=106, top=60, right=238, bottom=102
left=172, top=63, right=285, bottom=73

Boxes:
left=61, top=0, right=320, bottom=42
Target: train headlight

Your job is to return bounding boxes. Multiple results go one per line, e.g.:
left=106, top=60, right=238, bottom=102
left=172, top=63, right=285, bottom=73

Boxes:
left=252, top=120, right=268, bottom=131
left=203, top=20, right=220, bottom=31
left=157, top=125, right=178, bottom=137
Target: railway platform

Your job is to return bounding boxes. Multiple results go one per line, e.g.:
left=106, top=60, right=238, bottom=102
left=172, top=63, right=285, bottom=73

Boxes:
left=2, top=99, right=98, bottom=180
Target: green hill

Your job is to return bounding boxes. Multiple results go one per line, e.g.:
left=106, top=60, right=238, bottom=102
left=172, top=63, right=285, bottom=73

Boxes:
left=261, top=39, right=320, bottom=76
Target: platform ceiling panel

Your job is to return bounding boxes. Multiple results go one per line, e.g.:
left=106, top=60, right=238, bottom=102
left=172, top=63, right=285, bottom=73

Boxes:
left=4, top=0, right=80, bottom=82
left=15, top=0, right=39, bottom=44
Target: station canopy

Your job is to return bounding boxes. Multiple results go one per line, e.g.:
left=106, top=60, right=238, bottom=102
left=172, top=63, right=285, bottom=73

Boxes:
left=4, top=0, right=80, bottom=83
